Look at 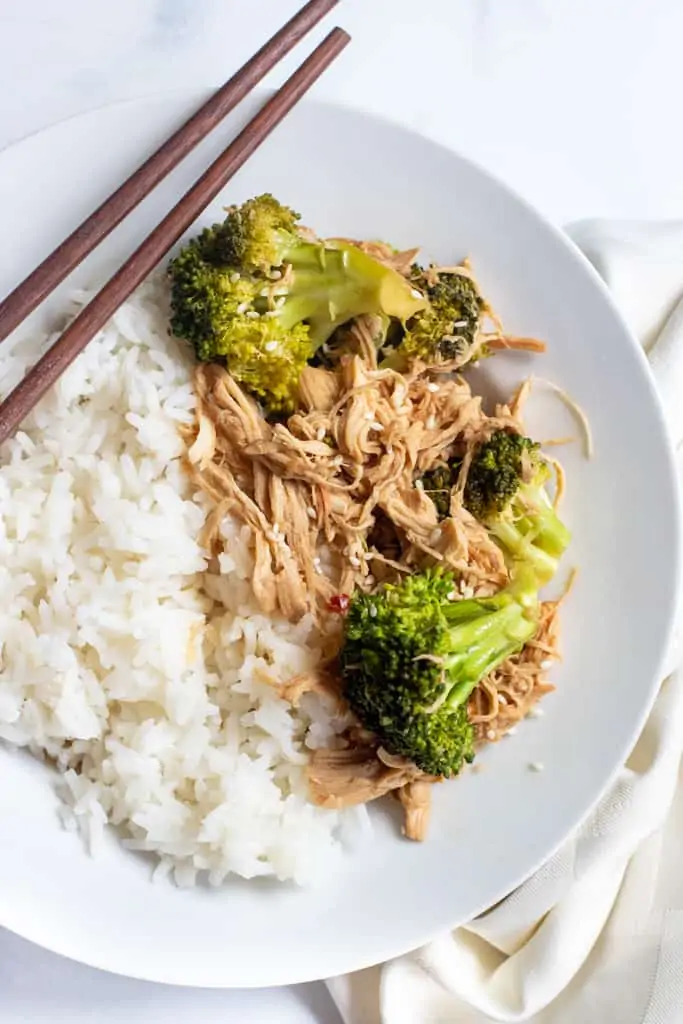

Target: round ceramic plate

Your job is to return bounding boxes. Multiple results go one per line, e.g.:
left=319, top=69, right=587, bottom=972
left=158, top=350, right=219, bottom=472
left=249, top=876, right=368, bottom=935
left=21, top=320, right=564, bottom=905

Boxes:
left=0, top=91, right=679, bottom=988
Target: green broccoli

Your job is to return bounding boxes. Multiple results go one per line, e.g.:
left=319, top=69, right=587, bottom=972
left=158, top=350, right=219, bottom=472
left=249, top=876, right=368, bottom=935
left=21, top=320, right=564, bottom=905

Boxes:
left=168, top=194, right=425, bottom=413
left=419, top=462, right=456, bottom=520
left=341, top=565, right=539, bottom=777
left=420, top=430, right=570, bottom=584
left=383, top=265, right=484, bottom=370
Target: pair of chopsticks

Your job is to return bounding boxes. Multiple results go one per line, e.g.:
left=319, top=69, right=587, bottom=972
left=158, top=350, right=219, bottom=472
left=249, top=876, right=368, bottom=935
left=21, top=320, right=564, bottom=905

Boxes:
left=0, top=0, right=349, bottom=445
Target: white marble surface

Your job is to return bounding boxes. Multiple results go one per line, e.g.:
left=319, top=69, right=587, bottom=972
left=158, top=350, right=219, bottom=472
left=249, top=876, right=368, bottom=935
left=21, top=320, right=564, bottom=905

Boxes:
left=0, top=0, right=682, bottom=1020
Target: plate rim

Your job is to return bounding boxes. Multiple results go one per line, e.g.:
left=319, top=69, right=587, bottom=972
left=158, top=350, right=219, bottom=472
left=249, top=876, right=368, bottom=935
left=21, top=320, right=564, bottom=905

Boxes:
left=0, top=88, right=680, bottom=988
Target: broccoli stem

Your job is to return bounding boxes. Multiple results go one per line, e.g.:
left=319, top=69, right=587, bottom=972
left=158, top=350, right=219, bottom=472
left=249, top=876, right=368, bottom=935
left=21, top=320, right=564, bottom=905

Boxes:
left=440, top=570, right=539, bottom=707
left=488, top=483, right=571, bottom=584
left=518, top=482, right=571, bottom=557
left=274, top=240, right=423, bottom=344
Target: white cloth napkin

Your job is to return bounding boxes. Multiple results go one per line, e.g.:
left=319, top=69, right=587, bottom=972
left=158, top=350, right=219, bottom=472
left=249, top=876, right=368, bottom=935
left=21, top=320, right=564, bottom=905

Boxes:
left=327, top=220, right=683, bottom=1024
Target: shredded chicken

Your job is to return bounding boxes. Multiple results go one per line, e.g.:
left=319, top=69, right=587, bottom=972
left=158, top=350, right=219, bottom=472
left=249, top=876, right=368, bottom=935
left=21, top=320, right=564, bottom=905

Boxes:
left=485, top=335, right=547, bottom=353
left=307, top=742, right=429, bottom=810
left=188, top=336, right=511, bottom=624
left=396, top=780, right=433, bottom=841
left=183, top=251, right=566, bottom=844
left=187, top=408, right=216, bottom=468
left=297, top=365, right=340, bottom=413
left=277, top=668, right=342, bottom=706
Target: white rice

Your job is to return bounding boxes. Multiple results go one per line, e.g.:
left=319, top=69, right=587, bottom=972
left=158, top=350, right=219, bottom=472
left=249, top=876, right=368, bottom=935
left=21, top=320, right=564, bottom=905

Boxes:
left=0, top=275, right=363, bottom=887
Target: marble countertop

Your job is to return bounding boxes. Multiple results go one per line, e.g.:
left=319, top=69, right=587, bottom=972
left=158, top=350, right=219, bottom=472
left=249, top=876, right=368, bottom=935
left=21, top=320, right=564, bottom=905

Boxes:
left=1, top=0, right=682, bottom=1020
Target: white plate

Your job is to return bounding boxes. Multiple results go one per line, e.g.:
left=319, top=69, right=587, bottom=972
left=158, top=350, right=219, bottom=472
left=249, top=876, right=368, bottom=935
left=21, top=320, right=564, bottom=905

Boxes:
left=0, top=91, right=679, bottom=989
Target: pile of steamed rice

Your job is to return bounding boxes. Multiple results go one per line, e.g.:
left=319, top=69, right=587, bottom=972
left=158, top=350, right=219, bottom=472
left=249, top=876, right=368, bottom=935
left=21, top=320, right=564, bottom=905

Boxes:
left=0, top=275, right=367, bottom=887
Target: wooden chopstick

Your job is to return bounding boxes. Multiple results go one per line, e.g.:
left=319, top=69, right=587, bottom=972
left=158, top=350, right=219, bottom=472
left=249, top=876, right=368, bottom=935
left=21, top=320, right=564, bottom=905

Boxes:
left=0, top=0, right=339, bottom=345
left=0, top=27, right=350, bottom=446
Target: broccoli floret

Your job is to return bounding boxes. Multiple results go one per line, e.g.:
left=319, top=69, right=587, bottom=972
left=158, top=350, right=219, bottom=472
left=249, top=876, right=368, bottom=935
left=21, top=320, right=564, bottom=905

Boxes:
left=168, top=194, right=425, bottom=413
left=465, top=430, right=570, bottom=583
left=384, top=266, right=484, bottom=370
left=463, top=430, right=536, bottom=519
left=419, top=462, right=458, bottom=519
left=341, top=566, right=539, bottom=777
left=419, top=430, right=570, bottom=584
left=200, top=193, right=300, bottom=271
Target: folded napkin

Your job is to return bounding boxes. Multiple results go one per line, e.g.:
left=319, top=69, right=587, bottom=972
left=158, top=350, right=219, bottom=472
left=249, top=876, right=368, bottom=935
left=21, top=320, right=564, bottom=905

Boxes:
left=327, top=221, right=683, bottom=1024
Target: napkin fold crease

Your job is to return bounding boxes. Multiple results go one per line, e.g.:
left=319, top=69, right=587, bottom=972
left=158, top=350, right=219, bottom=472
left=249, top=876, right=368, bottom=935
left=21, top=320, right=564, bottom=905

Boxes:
left=327, top=220, right=683, bottom=1024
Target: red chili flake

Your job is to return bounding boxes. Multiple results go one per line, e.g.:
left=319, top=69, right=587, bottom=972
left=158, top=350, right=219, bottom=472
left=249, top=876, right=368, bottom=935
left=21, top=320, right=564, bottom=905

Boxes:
left=328, top=593, right=350, bottom=615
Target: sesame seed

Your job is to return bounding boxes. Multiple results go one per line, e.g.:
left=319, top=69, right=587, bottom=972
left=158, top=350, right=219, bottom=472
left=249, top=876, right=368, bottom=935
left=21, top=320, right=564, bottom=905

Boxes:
left=529, top=761, right=545, bottom=773
left=316, top=428, right=327, bottom=442
left=497, top=694, right=507, bottom=706
left=386, top=444, right=394, bottom=455
left=275, top=296, right=286, bottom=308
left=259, top=288, right=269, bottom=297
left=369, top=605, right=377, bottom=618
left=229, top=272, right=241, bottom=283
left=415, top=479, right=424, bottom=490
left=426, top=416, right=437, bottom=430
left=411, top=288, right=423, bottom=300
left=447, top=590, right=457, bottom=601
left=264, top=310, right=279, bottom=319
left=306, top=506, right=317, bottom=519
left=266, top=531, right=277, bottom=543
left=269, top=269, right=282, bottom=280
left=264, top=340, right=278, bottom=351
left=370, top=421, right=384, bottom=432
left=246, top=310, right=260, bottom=320
left=349, top=555, right=361, bottom=569
left=486, top=729, right=497, bottom=741
left=333, top=455, right=343, bottom=467
left=527, top=706, right=544, bottom=719
left=427, top=382, right=440, bottom=393
left=453, top=320, right=467, bottom=328
left=365, top=411, right=375, bottom=422
left=271, top=523, right=280, bottom=536
left=541, top=658, right=553, bottom=669
left=460, top=584, right=474, bottom=599
left=236, top=302, right=249, bottom=314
